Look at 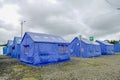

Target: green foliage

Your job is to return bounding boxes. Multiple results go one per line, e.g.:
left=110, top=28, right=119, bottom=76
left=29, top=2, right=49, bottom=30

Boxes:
left=104, top=40, right=119, bottom=44
left=0, top=44, right=7, bottom=46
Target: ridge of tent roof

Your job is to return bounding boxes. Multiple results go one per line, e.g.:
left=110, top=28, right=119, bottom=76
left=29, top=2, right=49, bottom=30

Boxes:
left=7, top=40, right=13, bottom=45
left=14, top=37, right=22, bottom=44
left=74, top=37, right=99, bottom=45
left=25, top=32, right=68, bottom=43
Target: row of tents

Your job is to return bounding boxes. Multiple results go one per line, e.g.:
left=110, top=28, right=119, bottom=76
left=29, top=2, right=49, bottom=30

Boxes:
left=69, top=37, right=114, bottom=58
left=3, top=32, right=70, bottom=66
left=2, top=32, right=119, bottom=66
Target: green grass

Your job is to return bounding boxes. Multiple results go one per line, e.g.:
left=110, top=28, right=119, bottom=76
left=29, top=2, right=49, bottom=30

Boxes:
left=21, top=78, right=39, bottom=80
left=6, top=58, right=107, bottom=80
left=1, top=54, right=120, bottom=80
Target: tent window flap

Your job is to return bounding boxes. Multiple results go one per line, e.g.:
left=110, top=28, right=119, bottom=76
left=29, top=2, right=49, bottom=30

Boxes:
left=23, top=45, right=29, bottom=54
left=58, top=44, right=68, bottom=54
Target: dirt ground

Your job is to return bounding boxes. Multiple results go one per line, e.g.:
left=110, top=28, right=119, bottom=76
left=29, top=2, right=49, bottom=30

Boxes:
left=1, top=53, right=120, bottom=80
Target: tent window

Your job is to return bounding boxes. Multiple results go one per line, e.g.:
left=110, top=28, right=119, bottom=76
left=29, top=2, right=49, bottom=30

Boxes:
left=77, top=43, right=79, bottom=46
left=23, top=45, right=29, bottom=54
left=12, top=46, right=15, bottom=49
left=58, top=45, right=68, bottom=54
left=81, top=48, right=84, bottom=52
left=70, top=49, right=73, bottom=53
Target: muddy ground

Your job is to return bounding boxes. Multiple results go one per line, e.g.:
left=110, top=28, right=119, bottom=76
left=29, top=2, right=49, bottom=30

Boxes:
left=1, top=53, right=120, bottom=80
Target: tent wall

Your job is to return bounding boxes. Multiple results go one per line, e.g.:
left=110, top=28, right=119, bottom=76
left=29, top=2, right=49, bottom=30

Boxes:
left=20, top=33, right=70, bottom=66
left=3, top=47, right=7, bottom=55
left=81, top=42, right=88, bottom=57
left=20, top=34, right=34, bottom=63
left=94, top=44, right=101, bottom=57
left=114, top=43, right=120, bottom=52
left=99, top=43, right=106, bottom=55
left=33, top=42, right=70, bottom=65
left=84, top=43, right=94, bottom=58
left=13, top=44, right=21, bottom=58
left=69, top=38, right=92, bottom=58
left=6, top=41, right=13, bottom=56
left=106, top=45, right=114, bottom=55
left=69, top=37, right=80, bottom=57
left=69, top=37, right=101, bottom=58
left=96, top=40, right=114, bottom=55
left=11, top=45, right=15, bottom=58
left=81, top=41, right=92, bottom=58
left=7, top=45, right=13, bottom=56
left=11, top=37, right=22, bottom=58
left=16, top=44, right=21, bottom=58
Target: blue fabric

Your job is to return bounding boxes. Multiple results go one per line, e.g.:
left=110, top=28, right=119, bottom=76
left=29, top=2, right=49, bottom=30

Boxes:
left=114, top=43, right=120, bottom=52
left=6, top=40, right=13, bottom=56
left=96, top=40, right=114, bottom=55
left=11, top=37, right=22, bottom=58
left=3, top=46, right=7, bottom=55
left=69, top=37, right=101, bottom=58
left=20, top=32, right=70, bottom=66
left=25, top=32, right=68, bottom=43
left=20, top=59, right=70, bottom=66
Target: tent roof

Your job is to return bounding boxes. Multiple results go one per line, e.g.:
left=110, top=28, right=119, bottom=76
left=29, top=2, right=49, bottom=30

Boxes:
left=74, top=37, right=99, bottom=45
left=82, top=38, right=99, bottom=45
left=14, top=37, right=22, bottom=44
left=26, top=32, right=68, bottom=43
left=92, top=42, right=100, bottom=45
left=7, top=40, right=13, bottom=45
left=81, top=38, right=91, bottom=44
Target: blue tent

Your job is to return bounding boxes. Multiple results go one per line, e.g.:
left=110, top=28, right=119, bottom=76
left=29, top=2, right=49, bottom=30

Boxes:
left=114, top=43, right=120, bottom=52
left=96, top=40, right=114, bottom=55
left=69, top=37, right=101, bottom=58
left=93, top=42, right=101, bottom=57
left=11, top=37, right=22, bottom=58
left=3, top=46, right=7, bottom=55
left=20, top=32, right=70, bottom=66
left=6, top=40, right=13, bottom=56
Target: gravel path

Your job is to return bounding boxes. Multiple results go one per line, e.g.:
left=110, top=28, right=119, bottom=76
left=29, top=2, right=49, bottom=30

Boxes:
left=1, top=54, right=120, bottom=80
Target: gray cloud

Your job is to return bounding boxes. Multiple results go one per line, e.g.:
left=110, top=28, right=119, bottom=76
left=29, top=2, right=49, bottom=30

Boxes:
left=0, top=20, right=21, bottom=43
left=0, top=0, right=3, bottom=8
left=106, top=0, right=120, bottom=9
left=1, top=0, right=120, bottom=42
left=85, top=12, right=120, bottom=37
left=0, top=20, right=15, bottom=30
left=16, top=0, right=93, bottom=39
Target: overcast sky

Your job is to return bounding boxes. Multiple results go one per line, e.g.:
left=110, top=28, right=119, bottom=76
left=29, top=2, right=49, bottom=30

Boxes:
left=0, top=0, right=120, bottom=43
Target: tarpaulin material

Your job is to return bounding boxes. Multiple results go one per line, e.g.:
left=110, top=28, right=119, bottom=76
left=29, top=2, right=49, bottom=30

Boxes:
left=69, top=37, right=101, bottom=58
left=11, top=37, right=22, bottom=58
left=114, top=43, right=120, bottom=52
left=96, top=40, right=114, bottom=55
left=20, top=32, right=70, bottom=66
left=3, top=46, right=7, bottom=55
left=6, top=40, right=13, bottom=56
